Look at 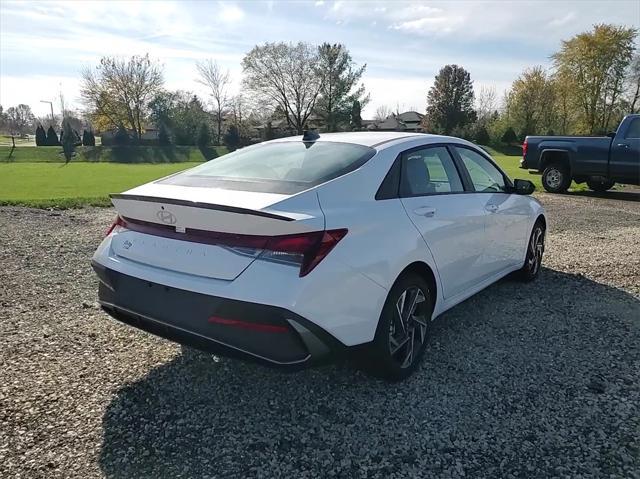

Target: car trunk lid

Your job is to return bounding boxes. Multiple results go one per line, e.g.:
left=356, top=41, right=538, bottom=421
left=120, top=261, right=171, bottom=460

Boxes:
left=109, top=184, right=325, bottom=281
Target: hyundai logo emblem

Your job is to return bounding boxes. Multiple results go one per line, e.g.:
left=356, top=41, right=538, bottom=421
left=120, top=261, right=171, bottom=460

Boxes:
left=156, top=209, right=177, bottom=225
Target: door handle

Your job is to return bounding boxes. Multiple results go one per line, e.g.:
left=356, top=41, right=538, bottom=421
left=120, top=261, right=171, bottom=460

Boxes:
left=616, top=143, right=630, bottom=149
left=413, top=206, right=436, bottom=217
left=485, top=204, right=499, bottom=213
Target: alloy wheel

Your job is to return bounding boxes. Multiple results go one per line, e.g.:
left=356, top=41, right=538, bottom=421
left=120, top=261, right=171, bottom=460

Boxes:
left=527, top=226, right=544, bottom=275
left=389, top=286, right=429, bottom=369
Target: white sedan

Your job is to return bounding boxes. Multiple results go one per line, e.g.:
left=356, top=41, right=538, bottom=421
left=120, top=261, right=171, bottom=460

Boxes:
left=92, top=131, right=546, bottom=380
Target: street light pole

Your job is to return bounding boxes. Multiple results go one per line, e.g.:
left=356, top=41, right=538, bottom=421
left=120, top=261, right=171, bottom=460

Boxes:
left=39, top=100, right=54, bottom=125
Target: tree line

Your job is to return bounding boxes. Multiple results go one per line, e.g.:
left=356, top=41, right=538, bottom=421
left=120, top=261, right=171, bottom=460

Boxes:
left=1, top=23, right=637, bottom=152
left=423, top=24, right=638, bottom=145
left=77, top=41, right=368, bottom=151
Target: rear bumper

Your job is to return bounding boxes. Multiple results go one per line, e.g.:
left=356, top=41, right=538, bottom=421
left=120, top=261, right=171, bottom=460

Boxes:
left=92, top=261, right=348, bottom=369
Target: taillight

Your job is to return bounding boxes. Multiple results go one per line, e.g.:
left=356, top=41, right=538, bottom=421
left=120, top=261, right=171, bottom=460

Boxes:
left=522, top=139, right=528, bottom=158
left=113, top=215, right=347, bottom=277
left=260, top=229, right=348, bottom=277
left=105, top=216, right=125, bottom=237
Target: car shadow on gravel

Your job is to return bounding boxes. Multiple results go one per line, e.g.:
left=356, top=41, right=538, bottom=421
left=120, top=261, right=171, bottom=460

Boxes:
left=99, top=268, right=640, bottom=478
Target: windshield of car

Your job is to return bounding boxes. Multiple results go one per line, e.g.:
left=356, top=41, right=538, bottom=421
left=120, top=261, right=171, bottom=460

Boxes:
left=159, top=141, right=376, bottom=194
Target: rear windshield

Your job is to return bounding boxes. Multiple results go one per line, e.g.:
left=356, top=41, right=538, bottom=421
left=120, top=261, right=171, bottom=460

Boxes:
left=159, top=141, right=376, bottom=194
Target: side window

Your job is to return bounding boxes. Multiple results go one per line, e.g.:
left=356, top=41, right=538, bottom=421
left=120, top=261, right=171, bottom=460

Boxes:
left=400, top=146, right=464, bottom=197
left=624, top=118, right=640, bottom=139
left=455, top=147, right=507, bottom=193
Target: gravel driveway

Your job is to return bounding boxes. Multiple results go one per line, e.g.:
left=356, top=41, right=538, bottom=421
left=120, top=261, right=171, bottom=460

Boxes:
left=1, top=192, right=639, bottom=478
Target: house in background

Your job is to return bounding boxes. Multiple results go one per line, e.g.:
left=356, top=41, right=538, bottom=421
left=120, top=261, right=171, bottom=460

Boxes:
left=366, top=111, right=425, bottom=132
left=100, top=126, right=159, bottom=145
left=252, top=110, right=426, bottom=138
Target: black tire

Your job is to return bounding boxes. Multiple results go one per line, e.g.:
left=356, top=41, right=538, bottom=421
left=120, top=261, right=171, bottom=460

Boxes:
left=541, top=163, right=571, bottom=193
left=586, top=177, right=615, bottom=192
left=364, top=273, right=434, bottom=381
left=516, top=221, right=545, bottom=282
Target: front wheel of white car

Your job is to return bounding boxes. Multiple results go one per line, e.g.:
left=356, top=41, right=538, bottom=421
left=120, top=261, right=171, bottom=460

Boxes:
left=517, top=221, right=545, bottom=282
left=365, top=273, right=434, bottom=381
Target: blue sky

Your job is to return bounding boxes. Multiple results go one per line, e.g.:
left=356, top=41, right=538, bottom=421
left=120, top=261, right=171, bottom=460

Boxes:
left=1, top=0, right=638, bottom=118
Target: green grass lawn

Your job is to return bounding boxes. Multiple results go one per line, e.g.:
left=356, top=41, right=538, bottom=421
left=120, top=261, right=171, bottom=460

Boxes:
left=0, top=162, right=201, bottom=208
left=0, top=145, right=228, bottom=163
left=0, top=146, right=586, bottom=209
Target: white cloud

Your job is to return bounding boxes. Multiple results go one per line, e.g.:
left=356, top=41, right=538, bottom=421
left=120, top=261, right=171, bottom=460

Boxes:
left=321, top=0, right=639, bottom=43
left=314, top=0, right=325, bottom=6
left=219, top=3, right=245, bottom=23
left=390, top=16, right=461, bottom=35
left=548, top=12, right=576, bottom=28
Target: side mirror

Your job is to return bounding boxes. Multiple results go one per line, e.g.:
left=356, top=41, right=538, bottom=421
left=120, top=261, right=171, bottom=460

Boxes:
left=513, top=179, right=535, bottom=195
left=606, top=132, right=616, bottom=138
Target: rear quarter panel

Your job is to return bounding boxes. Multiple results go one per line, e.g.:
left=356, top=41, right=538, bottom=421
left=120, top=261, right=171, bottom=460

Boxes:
left=315, top=141, right=448, bottom=316
left=528, top=137, right=611, bottom=176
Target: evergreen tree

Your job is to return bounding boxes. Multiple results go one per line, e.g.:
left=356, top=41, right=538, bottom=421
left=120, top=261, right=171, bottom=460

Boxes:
left=350, top=100, right=362, bottom=130
left=46, top=126, right=59, bottom=146
left=197, top=123, right=211, bottom=149
left=263, top=121, right=275, bottom=141
left=158, top=124, right=171, bottom=145
left=475, top=125, right=491, bottom=145
left=114, top=125, right=130, bottom=145
left=61, top=119, right=76, bottom=164
left=426, top=64, right=476, bottom=134
left=501, top=127, right=518, bottom=144
left=315, top=43, right=368, bottom=131
left=224, top=125, right=240, bottom=152
left=35, top=125, right=47, bottom=146
left=82, top=129, right=96, bottom=146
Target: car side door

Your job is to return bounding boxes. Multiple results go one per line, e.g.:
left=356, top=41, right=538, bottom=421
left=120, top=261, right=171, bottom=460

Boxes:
left=610, top=117, right=640, bottom=185
left=451, top=145, right=531, bottom=274
left=397, top=144, right=488, bottom=300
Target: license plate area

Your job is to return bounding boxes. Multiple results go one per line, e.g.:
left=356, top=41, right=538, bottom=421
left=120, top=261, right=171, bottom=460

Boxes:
left=111, top=230, right=256, bottom=280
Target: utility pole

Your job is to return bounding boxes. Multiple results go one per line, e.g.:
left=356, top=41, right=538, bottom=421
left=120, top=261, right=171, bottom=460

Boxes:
left=40, top=100, right=54, bottom=126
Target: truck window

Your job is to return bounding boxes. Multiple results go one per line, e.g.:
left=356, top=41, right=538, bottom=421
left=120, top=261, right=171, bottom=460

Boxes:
left=625, top=118, right=640, bottom=139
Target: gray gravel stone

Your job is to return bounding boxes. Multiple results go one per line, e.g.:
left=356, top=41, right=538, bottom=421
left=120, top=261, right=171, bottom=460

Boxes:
left=0, top=191, right=639, bottom=478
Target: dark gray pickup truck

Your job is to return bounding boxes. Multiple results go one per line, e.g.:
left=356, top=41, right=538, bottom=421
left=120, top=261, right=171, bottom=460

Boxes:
left=520, top=114, right=640, bottom=193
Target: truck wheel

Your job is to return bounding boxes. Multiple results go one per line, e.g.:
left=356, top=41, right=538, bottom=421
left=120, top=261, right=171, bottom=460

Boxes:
left=586, top=177, right=615, bottom=192
left=541, top=164, right=571, bottom=193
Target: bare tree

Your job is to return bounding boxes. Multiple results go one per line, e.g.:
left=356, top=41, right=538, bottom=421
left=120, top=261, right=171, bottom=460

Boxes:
left=196, top=59, right=231, bottom=145
left=476, top=85, right=497, bottom=121
left=6, top=104, right=34, bottom=134
left=6, top=104, right=35, bottom=145
left=242, top=42, right=323, bottom=134
left=81, top=54, right=163, bottom=139
left=374, top=105, right=392, bottom=121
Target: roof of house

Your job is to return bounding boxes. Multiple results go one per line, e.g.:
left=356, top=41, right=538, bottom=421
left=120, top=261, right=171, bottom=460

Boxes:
left=362, top=111, right=425, bottom=131
left=396, top=111, right=424, bottom=122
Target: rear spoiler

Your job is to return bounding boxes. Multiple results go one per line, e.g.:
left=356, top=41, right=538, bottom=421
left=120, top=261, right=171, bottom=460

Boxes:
left=109, top=194, right=295, bottom=222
